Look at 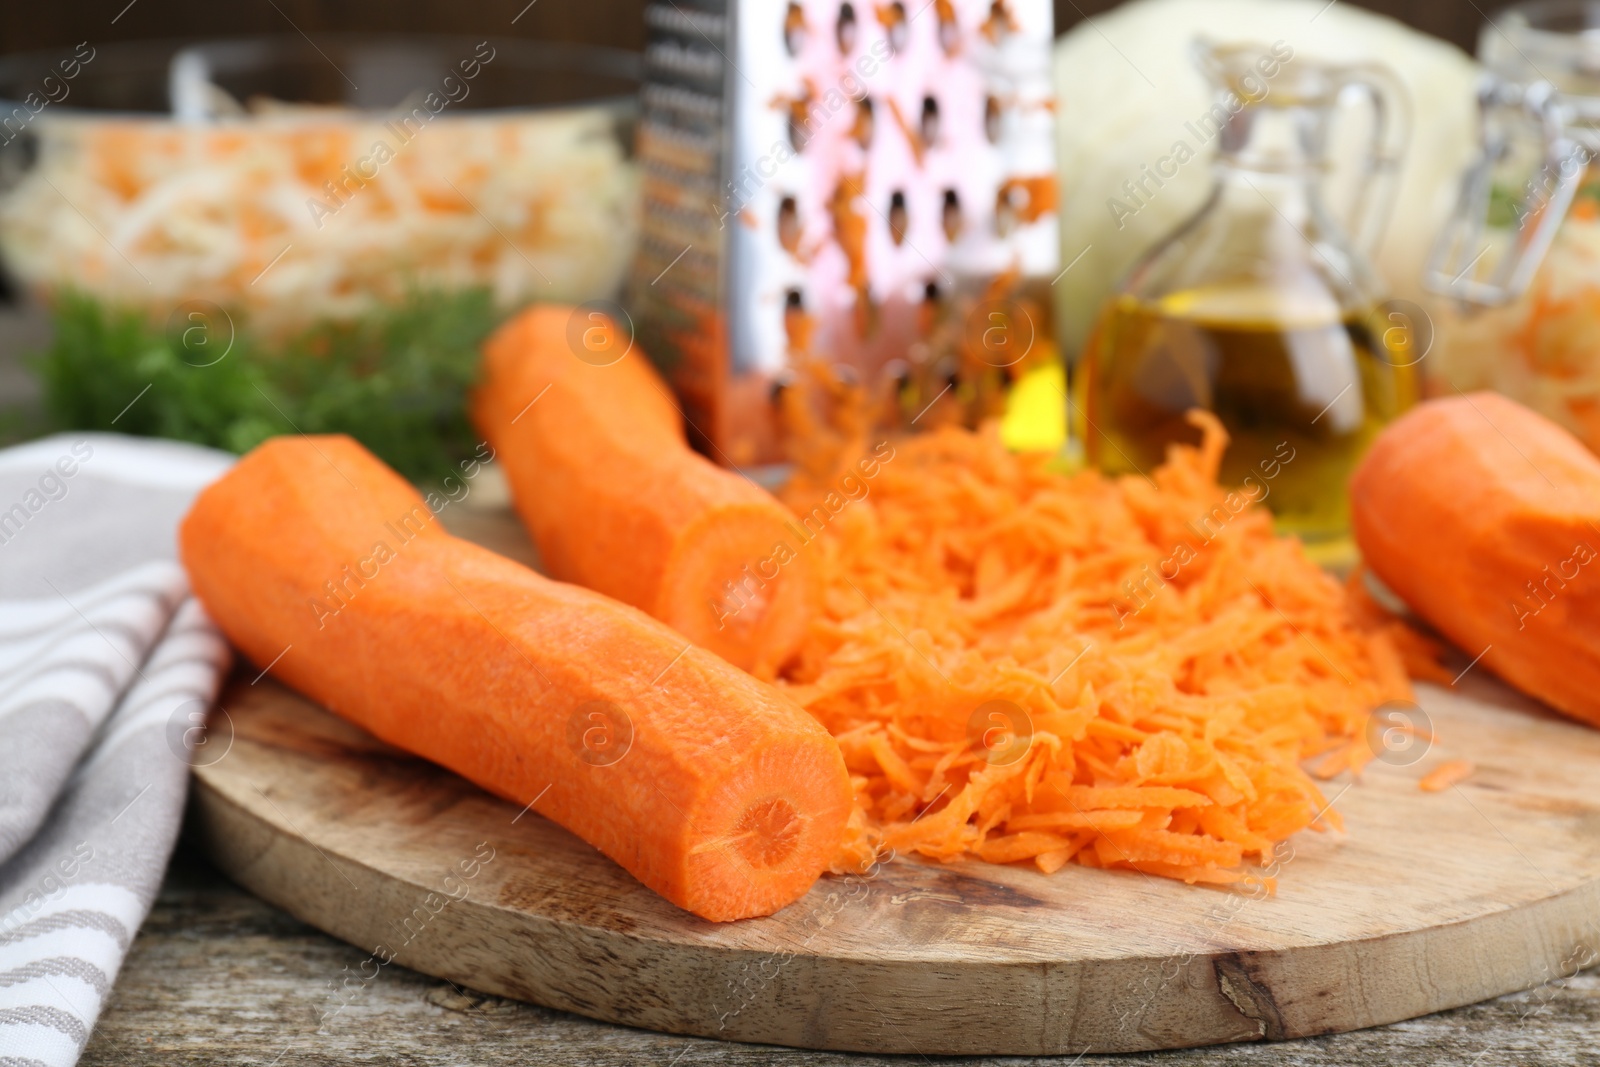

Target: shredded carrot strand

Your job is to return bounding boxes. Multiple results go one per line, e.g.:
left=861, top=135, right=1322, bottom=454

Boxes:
left=1419, top=759, right=1475, bottom=793
left=782, top=413, right=1413, bottom=885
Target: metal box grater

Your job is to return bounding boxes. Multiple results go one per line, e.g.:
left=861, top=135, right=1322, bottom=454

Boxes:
left=629, top=0, right=1060, bottom=468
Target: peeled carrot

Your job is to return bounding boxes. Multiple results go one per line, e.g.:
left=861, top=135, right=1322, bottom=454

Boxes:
left=473, top=305, right=813, bottom=680
left=179, top=434, right=851, bottom=922
left=1351, top=392, right=1600, bottom=728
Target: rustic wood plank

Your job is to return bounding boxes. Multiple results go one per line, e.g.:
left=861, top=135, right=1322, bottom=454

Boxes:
left=156, top=500, right=1600, bottom=1057
left=184, top=665, right=1600, bottom=1056
left=81, top=842, right=1600, bottom=1066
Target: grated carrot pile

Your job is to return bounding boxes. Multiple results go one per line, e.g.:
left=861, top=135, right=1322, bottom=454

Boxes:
left=779, top=413, right=1413, bottom=886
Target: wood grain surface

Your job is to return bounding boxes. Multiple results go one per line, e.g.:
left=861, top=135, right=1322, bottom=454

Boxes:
left=184, top=504, right=1600, bottom=1057
left=72, top=831, right=1600, bottom=1067
left=78, top=841, right=1600, bottom=1067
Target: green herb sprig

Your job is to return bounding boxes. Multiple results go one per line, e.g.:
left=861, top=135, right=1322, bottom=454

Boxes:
left=28, top=288, right=502, bottom=484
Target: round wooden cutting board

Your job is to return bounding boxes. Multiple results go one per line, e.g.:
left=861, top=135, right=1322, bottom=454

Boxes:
left=187, top=507, right=1600, bottom=1056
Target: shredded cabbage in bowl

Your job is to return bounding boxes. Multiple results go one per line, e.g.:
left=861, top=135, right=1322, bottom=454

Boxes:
left=0, top=103, right=637, bottom=333
left=1433, top=214, right=1600, bottom=452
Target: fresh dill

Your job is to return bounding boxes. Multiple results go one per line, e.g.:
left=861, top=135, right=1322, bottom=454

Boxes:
left=27, top=288, right=502, bottom=483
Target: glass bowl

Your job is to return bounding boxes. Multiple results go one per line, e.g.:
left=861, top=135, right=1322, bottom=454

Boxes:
left=0, top=35, right=640, bottom=333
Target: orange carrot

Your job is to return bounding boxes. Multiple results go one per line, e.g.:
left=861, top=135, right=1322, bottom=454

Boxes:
left=179, top=434, right=851, bottom=922
left=473, top=305, right=813, bottom=680
left=1351, top=392, right=1600, bottom=728
left=783, top=413, right=1410, bottom=885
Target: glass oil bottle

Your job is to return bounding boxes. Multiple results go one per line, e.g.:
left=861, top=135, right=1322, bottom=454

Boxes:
left=1075, top=42, right=1420, bottom=546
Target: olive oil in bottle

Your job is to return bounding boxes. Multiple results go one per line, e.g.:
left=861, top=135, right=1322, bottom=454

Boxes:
left=1077, top=285, right=1420, bottom=543
left=1080, top=43, right=1418, bottom=547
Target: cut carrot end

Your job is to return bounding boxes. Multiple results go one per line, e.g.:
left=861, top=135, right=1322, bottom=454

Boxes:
left=659, top=506, right=815, bottom=679
left=732, top=797, right=804, bottom=869
left=680, top=734, right=854, bottom=922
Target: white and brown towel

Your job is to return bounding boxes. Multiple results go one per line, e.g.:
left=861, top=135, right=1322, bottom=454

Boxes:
left=0, top=433, right=233, bottom=1067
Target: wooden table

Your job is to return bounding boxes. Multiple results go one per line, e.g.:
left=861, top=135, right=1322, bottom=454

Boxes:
left=79, top=836, right=1600, bottom=1066
left=3, top=311, right=1593, bottom=1064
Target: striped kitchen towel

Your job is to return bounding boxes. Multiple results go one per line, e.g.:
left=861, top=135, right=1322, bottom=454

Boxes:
left=0, top=433, right=234, bottom=1067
